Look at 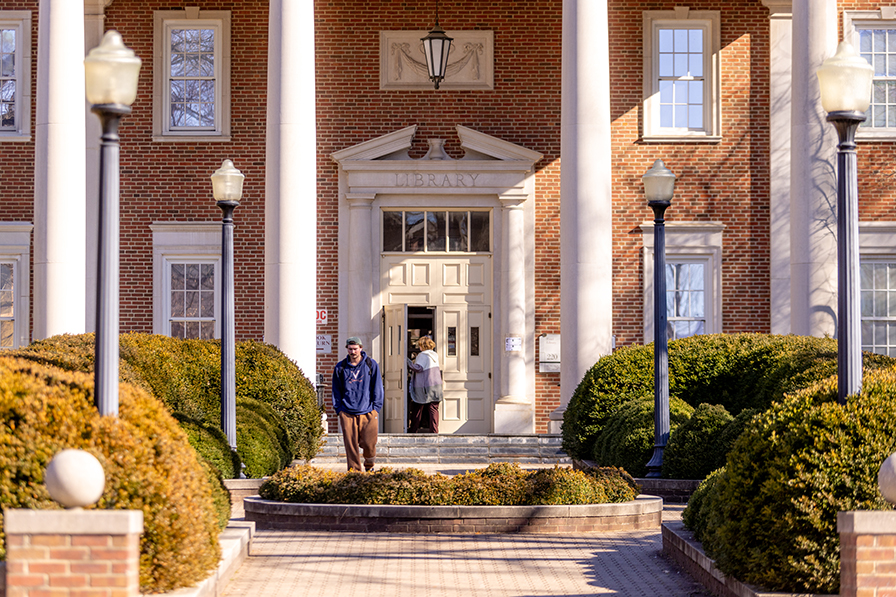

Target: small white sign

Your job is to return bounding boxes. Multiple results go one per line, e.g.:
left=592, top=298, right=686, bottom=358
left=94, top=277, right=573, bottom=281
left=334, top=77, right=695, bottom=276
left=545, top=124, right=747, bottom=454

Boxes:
left=316, top=334, right=331, bottom=354
left=316, top=309, right=327, bottom=325
left=539, top=334, right=561, bottom=373
left=505, top=336, right=522, bottom=352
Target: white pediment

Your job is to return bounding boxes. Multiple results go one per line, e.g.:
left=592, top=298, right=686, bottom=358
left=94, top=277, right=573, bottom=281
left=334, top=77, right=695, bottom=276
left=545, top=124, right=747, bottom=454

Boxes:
left=331, top=125, right=543, bottom=167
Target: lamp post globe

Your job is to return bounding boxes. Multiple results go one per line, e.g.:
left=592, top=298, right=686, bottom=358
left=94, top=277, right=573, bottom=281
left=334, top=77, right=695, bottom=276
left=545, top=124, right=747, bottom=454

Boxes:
left=642, top=159, right=675, bottom=478
left=817, top=42, right=873, bottom=404
left=212, top=160, right=244, bottom=452
left=84, top=31, right=141, bottom=417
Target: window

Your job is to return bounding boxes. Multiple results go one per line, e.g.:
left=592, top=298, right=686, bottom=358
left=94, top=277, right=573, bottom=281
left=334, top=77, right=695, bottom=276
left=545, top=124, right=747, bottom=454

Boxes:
left=640, top=221, right=724, bottom=343
left=0, top=223, right=32, bottom=349
left=846, top=10, right=896, bottom=139
left=643, top=9, right=720, bottom=141
left=151, top=222, right=221, bottom=339
left=153, top=10, right=231, bottom=141
left=382, top=210, right=491, bottom=253
left=0, top=12, right=31, bottom=140
left=859, top=222, right=896, bottom=355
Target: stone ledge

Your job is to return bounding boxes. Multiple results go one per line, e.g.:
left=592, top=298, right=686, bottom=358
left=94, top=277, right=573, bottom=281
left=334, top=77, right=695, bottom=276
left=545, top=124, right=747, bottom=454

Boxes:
left=661, top=521, right=835, bottom=597
left=243, top=495, right=662, bottom=533
left=837, top=510, right=896, bottom=534
left=4, top=509, right=144, bottom=535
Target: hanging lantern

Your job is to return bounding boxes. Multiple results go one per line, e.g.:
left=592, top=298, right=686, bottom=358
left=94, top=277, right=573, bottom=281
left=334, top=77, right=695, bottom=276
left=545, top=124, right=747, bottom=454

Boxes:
left=421, top=3, right=452, bottom=90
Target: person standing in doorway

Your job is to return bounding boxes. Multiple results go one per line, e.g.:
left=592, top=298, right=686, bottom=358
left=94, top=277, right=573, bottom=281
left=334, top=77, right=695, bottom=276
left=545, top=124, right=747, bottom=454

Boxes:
left=332, top=337, right=384, bottom=471
left=407, top=336, right=443, bottom=433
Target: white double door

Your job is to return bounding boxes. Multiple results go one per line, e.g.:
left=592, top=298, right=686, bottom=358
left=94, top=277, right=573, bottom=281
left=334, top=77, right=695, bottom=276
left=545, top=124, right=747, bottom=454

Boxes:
left=381, top=256, right=492, bottom=434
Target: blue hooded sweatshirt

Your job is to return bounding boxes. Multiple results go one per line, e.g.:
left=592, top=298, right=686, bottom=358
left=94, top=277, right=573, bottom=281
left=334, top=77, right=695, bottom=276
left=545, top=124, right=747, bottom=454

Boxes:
left=332, top=350, right=384, bottom=415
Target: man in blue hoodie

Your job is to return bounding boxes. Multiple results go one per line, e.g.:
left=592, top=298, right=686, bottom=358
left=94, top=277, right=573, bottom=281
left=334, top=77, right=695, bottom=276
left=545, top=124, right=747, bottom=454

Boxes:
left=332, top=336, right=384, bottom=471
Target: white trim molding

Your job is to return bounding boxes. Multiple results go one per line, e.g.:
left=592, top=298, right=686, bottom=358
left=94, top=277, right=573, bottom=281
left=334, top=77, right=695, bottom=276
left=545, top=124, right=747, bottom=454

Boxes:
left=0, top=223, right=33, bottom=348
left=0, top=11, right=32, bottom=141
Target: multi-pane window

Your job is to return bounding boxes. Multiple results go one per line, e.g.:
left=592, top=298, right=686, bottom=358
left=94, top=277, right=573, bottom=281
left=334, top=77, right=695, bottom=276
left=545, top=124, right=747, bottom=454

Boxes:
left=0, top=262, right=13, bottom=348
left=861, top=261, right=896, bottom=356
left=0, top=13, right=29, bottom=139
left=383, top=210, right=490, bottom=253
left=858, top=28, right=896, bottom=129
left=643, top=11, right=719, bottom=139
left=168, top=261, right=216, bottom=339
left=666, top=262, right=706, bottom=340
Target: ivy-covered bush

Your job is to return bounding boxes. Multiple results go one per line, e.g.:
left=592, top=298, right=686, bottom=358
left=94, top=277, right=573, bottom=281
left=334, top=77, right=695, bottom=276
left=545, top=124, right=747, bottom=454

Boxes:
left=13, top=333, right=323, bottom=477
left=259, top=462, right=640, bottom=506
left=686, top=368, right=896, bottom=594
left=662, top=403, right=733, bottom=479
left=593, top=395, right=693, bottom=478
left=0, top=357, right=222, bottom=593
left=561, top=334, right=894, bottom=463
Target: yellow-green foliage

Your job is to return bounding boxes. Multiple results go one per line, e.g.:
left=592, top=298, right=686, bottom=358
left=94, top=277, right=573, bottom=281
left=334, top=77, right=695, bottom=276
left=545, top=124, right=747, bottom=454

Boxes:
left=662, top=403, right=734, bottom=480
left=0, top=357, right=221, bottom=594
left=14, top=333, right=323, bottom=477
left=173, top=413, right=242, bottom=479
left=688, top=367, right=896, bottom=594
left=259, top=462, right=640, bottom=505
left=562, top=334, right=895, bottom=461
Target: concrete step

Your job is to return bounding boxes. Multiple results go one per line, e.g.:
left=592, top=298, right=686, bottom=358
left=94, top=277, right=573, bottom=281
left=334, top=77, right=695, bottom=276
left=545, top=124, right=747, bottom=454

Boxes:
left=309, top=433, right=570, bottom=466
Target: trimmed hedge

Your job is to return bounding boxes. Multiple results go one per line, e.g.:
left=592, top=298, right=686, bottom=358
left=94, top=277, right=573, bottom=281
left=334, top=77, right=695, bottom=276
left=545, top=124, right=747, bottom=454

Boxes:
left=13, top=333, right=323, bottom=477
left=662, top=403, right=733, bottom=480
left=686, top=368, right=896, bottom=594
left=0, top=357, right=222, bottom=593
left=562, top=334, right=895, bottom=463
left=592, top=395, right=693, bottom=478
left=259, top=462, right=641, bottom=506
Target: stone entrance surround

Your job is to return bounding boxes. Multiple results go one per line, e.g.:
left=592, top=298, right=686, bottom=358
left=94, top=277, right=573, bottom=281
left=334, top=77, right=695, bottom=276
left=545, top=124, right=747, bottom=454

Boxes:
left=243, top=495, right=663, bottom=533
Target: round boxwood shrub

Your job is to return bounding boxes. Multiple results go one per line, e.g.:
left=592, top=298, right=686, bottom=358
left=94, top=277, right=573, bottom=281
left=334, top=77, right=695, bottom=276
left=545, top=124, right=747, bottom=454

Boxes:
left=259, top=463, right=640, bottom=506
left=593, top=395, right=693, bottom=478
left=174, top=413, right=242, bottom=480
left=691, top=369, right=896, bottom=594
left=708, top=407, right=760, bottom=473
left=562, top=334, right=895, bottom=462
left=662, top=403, right=733, bottom=480
left=0, top=357, right=221, bottom=593
left=681, top=466, right=726, bottom=543
left=236, top=400, right=291, bottom=478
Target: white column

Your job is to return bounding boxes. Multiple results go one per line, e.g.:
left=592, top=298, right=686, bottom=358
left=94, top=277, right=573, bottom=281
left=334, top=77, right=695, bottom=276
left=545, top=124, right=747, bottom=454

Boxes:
left=346, top=194, right=374, bottom=346
left=553, top=0, right=613, bottom=433
left=790, top=0, right=838, bottom=337
left=84, top=0, right=109, bottom=333
left=495, top=193, right=533, bottom=433
left=764, top=1, right=793, bottom=334
left=265, top=0, right=317, bottom=378
left=33, top=0, right=86, bottom=340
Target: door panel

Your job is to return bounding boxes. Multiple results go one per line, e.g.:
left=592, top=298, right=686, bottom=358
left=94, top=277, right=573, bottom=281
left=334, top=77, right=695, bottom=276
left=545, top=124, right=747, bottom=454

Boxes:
left=382, top=304, right=407, bottom=433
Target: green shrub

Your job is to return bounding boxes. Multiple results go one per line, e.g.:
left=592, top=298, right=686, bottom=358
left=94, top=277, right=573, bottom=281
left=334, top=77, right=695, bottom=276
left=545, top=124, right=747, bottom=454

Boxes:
left=0, top=357, right=221, bottom=593
left=198, top=457, right=235, bottom=531
left=593, top=395, right=693, bottom=478
left=709, top=408, right=760, bottom=472
left=681, top=466, right=726, bottom=544
left=13, top=333, right=323, bottom=477
left=663, top=403, right=733, bottom=479
left=174, top=413, right=241, bottom=479
left=259, top=462, right=640, bottom=506
left=694, top=368, right=896, bottom=594
left=562, top=334, right=895, bottom=462
left=236, top=401, right=291, bottom=478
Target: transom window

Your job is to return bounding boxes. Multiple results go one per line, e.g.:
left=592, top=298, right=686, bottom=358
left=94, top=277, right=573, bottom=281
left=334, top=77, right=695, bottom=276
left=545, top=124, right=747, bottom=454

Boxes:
left=0, top=261, right=14, bottom=348
left=383, top=210, right=491, bottom=253
left=861, top=261, right=896, bottom=356
left=168, top=261, right=217, bottom=339
left=0, top=12, right=30, bottom=139
left=666, top=262, right=706, bottom=340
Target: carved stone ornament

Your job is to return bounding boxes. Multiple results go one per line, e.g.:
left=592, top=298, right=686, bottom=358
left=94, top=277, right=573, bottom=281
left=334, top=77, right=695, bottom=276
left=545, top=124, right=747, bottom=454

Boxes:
left=380, top=30, right=494, bottom=91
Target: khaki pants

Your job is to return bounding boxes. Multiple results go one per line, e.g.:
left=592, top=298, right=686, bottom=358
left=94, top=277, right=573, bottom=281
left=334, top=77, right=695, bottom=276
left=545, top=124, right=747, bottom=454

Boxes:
left=338, top=411, right=378, bottom=472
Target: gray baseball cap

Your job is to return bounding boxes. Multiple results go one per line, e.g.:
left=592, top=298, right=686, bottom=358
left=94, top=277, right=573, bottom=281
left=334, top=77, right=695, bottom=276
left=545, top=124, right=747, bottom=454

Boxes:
left=345, top=336, right=362, bottom=347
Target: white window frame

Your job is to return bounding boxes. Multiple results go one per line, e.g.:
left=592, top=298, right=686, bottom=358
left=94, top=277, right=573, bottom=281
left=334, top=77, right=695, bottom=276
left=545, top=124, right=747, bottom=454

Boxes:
left=643, top=8, right=721, bottom=142
left=859, top=222, right=896, bottom=355
left=0, top=222, right=32, bottom=349
left=0, top=11, right=32, bottom=141
left=845, top=9, right=896, bottom=140
left=640, top=221, right=724, bottom=343
left=151, top=222, right=221, bottom=338
left=153, top=9, right=231, bottom=142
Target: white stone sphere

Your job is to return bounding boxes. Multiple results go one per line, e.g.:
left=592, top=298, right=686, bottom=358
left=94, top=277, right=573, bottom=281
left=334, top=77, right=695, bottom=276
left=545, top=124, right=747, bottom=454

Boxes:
left=45, top=449, right=106, bottom=508
left=879, top=453, right=896, bottom=505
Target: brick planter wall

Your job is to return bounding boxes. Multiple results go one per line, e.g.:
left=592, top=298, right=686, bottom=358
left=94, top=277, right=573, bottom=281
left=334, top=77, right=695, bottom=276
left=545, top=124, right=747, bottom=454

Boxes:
left=243, top=496, right=662, bottom=533
left=3, top=509, right=143, bottom=597
left=838, top=511, right=896, bottom=597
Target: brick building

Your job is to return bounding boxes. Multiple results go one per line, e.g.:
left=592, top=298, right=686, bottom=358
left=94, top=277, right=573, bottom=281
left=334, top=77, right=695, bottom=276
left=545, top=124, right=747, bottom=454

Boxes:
left=1, top=1, right=894, bottom=434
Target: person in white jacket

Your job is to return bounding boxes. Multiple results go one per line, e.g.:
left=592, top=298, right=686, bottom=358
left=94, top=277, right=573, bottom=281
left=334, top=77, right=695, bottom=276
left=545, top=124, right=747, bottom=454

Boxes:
left=406, top=336, right=443, bottom=433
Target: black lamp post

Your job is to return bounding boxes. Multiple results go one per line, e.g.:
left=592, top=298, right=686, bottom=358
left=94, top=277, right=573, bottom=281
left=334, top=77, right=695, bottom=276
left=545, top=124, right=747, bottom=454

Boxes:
left=642, top=159, right=676, bottom=478
left=211, top=159, right=244, bottom=450
left=84, top=31, right=141, bottom=416
left=817, top=42, right=873, bottom=404
left=421, top=2, right=452, bottom=89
